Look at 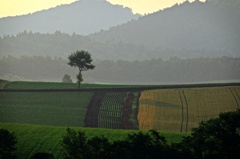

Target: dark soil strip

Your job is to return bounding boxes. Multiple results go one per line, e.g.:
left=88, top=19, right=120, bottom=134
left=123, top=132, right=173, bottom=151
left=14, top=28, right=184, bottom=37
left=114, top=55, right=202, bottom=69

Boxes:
left=229, top=88, right=239, bottom=109
left=178, top=91, right=184, bottom=133
left=1, top=83, right=240, bottom=92
left=134, top=92, right=141, bottom=130
left=84, top=91, right=106, bottom=128
left=182, top=91, right=189, bottom=132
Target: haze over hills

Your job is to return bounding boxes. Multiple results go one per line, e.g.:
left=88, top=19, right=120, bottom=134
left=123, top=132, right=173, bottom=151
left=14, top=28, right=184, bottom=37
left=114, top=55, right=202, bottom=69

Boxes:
left=0, top=0, right=239, bottom=61
left=89, top=0, right=240, bottom=58
left=0, top=0, right=240, bottom=83
left=0, top=0, right=140, bottom=36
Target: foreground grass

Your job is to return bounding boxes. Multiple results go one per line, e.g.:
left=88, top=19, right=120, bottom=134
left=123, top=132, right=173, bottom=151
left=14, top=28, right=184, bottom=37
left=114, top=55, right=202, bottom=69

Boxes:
left=0, top=92, right=93, bottom=127
left=0, top=123, right=189, bottom=159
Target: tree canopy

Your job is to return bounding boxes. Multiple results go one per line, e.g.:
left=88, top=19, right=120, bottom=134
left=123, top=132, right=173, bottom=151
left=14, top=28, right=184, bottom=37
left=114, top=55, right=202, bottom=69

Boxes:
left=176, top=109, right=240, bottom=159
left=68, top=50, right=95, bottom=88
left=0, top=129, right=17, bottom=159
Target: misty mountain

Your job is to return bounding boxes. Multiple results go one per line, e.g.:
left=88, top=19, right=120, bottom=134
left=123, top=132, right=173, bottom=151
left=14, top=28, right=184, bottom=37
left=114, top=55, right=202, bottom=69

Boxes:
left=89, top=0, right=240, bottom=57
left=0, top=0, right=139, bottom=36
left=0, top=0, right=239, bottom=61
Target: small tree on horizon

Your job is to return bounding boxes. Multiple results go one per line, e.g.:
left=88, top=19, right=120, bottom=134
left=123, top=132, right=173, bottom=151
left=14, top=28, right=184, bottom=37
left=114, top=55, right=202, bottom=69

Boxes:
left=68, top=50, right=95, bottom=88
left=62, top=74, right=73, bottom=83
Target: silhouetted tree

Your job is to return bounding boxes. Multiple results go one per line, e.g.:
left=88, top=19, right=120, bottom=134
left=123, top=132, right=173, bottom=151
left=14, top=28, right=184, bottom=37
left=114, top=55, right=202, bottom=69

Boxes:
left=109, top=130, right=176, bottom=159
left=87, top=136, right=111, bottom=159
left=0, top=129, right=17, bottom=159
left=61, top=128, right=89, bottom=159
left=68, top=50, right=95, bottom=88
left=61, top=128, right=111, bottom=159
left=176, top=109, right=240, bottom=159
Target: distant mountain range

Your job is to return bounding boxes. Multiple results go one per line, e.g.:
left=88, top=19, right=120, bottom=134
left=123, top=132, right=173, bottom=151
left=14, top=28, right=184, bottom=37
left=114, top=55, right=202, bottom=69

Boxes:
left=0, top=0, right=239, bottom=60
left=89, top=0, right=240, bottom=57
left=0, top=0, right=140, bottom=36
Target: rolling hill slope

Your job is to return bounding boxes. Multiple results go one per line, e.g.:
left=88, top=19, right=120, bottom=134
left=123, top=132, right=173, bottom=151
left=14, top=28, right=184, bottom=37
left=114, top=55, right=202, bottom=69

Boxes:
left=90, top=0, right=240, bottom=58
left=1, top=81, right=239, bottom=132
left=0, top=0, right=139, bottom=36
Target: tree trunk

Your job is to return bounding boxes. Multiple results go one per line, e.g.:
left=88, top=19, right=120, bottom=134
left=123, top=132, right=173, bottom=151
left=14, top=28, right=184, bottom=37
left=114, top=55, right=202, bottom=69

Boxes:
left=77, top=70, right=82, bottom=89
left=78, top=79, right=81, bottom=88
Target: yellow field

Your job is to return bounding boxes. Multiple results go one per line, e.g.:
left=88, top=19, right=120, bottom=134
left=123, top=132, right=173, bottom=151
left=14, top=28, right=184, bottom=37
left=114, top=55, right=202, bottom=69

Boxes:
left=138, top=86, right=240, bottom=132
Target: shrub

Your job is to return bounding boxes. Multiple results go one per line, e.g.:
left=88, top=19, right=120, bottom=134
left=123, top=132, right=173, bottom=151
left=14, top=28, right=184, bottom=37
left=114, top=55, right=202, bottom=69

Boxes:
left=0, top=129, right=17, bottom=159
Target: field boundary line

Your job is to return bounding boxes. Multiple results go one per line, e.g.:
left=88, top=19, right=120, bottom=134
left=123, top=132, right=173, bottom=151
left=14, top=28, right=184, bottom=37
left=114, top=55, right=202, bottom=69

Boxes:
left=234, top=88, right=240, bottom=100
left=229, top=88, right=240, bottom=109
left=178, top=91, right=184, bottom=132
left=1, top=83, right=240, bottom=92
left=136, top=92, right=141, bottom=129
left=182, top=90, right=189, bottom=132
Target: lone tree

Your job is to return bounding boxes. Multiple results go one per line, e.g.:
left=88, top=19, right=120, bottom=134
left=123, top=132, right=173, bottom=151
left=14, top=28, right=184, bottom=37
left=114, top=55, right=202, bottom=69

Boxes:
left=68, top=50, right=95, bottom=88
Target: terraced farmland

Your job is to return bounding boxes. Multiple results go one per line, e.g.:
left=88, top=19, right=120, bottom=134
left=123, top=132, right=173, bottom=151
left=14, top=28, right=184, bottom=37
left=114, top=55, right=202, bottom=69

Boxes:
left=138, top=86, right=240, bottom=132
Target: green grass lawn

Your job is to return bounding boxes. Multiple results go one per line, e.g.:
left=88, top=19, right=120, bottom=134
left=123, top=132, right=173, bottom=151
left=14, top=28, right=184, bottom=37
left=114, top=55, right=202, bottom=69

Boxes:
left=0, top=92, right=93, bottom=127
left=0, top=123, right=189, bottom=159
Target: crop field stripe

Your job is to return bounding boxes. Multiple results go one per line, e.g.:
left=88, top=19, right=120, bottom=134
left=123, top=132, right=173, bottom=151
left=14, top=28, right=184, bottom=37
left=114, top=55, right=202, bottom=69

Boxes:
left=182, top=90, right=189, bottom=132
left=98, top=92, right=127, bottom=129
left=234, top=88, right=240, bottom=101
left=84, top=92, right=106, bottom=127
left=233, top=88, right=240, bottom=109
left=0, top=92, right=92, bottom=127
left=178, top=91, right=184, bottom=133
left=229, top=88, right=240, bottom=108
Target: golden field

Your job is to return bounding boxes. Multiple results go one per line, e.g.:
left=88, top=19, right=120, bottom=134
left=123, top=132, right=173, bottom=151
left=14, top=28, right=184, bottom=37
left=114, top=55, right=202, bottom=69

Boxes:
left=138, top=86, right=240, bottom=132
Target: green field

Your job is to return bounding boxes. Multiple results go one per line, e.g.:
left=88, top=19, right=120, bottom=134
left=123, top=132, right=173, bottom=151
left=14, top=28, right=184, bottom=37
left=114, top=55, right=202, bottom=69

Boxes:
left=2, top=81, right=152, bottom=89
left=0, top=79, right=9, bottom=88
left=1, top=80, right=239, bottom=158
left=0, top=92, right=92, bottom=126
left=0, top=123, right=188, bottom=159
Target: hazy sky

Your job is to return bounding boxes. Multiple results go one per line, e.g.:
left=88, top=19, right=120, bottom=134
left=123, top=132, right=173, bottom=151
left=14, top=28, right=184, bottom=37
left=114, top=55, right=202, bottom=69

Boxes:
left=0, top=0, right=205, bottom=18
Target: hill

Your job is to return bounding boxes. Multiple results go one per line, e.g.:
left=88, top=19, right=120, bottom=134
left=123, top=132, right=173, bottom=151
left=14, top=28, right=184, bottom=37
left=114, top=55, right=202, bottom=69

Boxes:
left=0, top=1, right=239, bottom=60
left=0, top=81, right=239, bottom=158
left=1, top=81, right=239, bottom=132
left=89, top=0, right=240, bottom=58
left=0, top=0, right=139, bottom=36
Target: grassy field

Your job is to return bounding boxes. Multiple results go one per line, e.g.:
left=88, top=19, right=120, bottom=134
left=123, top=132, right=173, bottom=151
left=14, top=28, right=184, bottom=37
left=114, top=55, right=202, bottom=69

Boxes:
left=138, top=86, right=240, bottom=132
left=0, top=92, right=93, bottom=127
left=2, top=81, right=154, bottom=89
left=0, top=123, right=188, bottom=159
left=0, top=79, right=9, bottom=88
left=1, top=80, right=239, bottom=158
